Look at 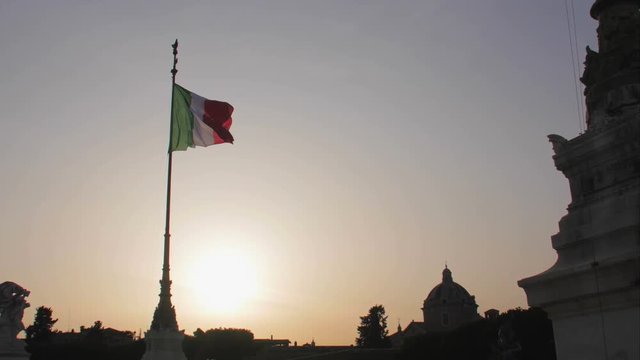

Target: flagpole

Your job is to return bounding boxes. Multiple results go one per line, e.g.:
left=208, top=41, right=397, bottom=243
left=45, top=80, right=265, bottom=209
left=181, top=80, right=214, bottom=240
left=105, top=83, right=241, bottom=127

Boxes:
left=163, top=39, right=178, bottom=297
left=149, top=39, right=180, bottom=332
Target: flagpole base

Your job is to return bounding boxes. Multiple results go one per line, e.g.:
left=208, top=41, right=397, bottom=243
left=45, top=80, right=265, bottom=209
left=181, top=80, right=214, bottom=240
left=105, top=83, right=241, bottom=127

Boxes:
left=141, top=329, right=187, bottom=360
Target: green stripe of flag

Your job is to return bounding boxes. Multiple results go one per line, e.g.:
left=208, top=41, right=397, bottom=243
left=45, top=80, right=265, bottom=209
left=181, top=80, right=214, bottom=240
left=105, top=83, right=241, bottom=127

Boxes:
left=170, top=84, right=195, bottom=152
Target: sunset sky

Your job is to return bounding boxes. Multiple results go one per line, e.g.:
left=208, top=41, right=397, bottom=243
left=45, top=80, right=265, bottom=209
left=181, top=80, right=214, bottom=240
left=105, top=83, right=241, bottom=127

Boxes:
left=1, top=0, right=598, bottom=345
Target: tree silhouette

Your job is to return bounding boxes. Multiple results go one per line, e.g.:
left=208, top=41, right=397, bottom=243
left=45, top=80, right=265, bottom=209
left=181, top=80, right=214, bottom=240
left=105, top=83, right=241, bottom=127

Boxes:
left=356, top=304, right=391, bottom=348
left=84, top=320, right=105, bottom=342
left=26, top=306, right=58, bottom=342
left=184, top=328, right=255, bottom=360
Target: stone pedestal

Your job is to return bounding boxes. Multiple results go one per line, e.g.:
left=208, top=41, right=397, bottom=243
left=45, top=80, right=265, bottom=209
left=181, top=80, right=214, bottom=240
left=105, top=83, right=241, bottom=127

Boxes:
left=0, top=339, right=29, bottom=360
left=141, top=329, right=187, bottom=360
left=519, top=113, right=640, bottom=360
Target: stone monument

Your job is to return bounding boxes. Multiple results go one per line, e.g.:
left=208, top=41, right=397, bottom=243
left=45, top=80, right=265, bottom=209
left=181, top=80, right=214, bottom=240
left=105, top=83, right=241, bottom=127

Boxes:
left=0, top=282, right=30, bottom=360
left=518, top=1, right=640, bottom=359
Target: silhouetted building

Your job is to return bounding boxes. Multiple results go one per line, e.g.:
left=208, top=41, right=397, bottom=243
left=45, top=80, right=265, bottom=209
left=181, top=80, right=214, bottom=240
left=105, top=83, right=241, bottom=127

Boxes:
left=390, top=266, right=481, bottom=347
left=484, top=309, right=500, bottom=320
left=389, top=321, right=425, bottom=348
left=422, top=266, right=482, bottom=332
left=254, top=338, right=291, bottom=348
left=50, top=327, right=134, bottom=346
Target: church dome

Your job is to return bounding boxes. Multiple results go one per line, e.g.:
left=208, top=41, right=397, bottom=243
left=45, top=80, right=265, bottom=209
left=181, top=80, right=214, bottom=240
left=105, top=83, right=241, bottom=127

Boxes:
left=423, top=266, right=477, bottom=308
left=421, top=266, right=481, bottom=332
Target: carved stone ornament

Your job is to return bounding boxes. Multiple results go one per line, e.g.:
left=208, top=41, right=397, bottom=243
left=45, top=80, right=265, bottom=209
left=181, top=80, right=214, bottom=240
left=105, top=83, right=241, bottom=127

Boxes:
left=581, top=0, right=640, bottom=128
left=548, top=134, right=568, bottom=155
left=0, top=282, right=30, bottom=358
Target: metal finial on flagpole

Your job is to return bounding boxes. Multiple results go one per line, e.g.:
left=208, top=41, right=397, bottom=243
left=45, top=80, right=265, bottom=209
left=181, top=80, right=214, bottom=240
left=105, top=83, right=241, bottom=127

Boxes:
left=171, top=39, right=178, bottom=80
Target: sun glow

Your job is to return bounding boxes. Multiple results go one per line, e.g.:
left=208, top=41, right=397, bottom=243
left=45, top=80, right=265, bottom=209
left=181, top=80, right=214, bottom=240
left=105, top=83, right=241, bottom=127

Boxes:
left=186, top=248, right=260, bottom=314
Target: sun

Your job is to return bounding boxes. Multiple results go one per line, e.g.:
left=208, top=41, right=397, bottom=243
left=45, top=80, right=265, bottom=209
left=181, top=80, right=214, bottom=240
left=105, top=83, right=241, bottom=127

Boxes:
left=186, top=248, right=260, bottom=314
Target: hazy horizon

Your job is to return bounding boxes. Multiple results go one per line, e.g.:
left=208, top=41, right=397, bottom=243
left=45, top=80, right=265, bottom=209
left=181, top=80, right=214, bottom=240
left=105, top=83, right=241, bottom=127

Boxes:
left=1, top=0, right=597, bottom=345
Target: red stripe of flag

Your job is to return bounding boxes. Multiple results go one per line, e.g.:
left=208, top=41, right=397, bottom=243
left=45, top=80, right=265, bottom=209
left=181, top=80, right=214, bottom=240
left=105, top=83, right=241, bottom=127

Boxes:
left=203, top=100, right=235, bottom=144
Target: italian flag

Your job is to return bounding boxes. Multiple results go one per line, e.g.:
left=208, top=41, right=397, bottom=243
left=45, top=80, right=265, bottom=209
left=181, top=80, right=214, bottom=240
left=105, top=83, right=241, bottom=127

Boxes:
left=170, top=84, right=234, bottom=152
